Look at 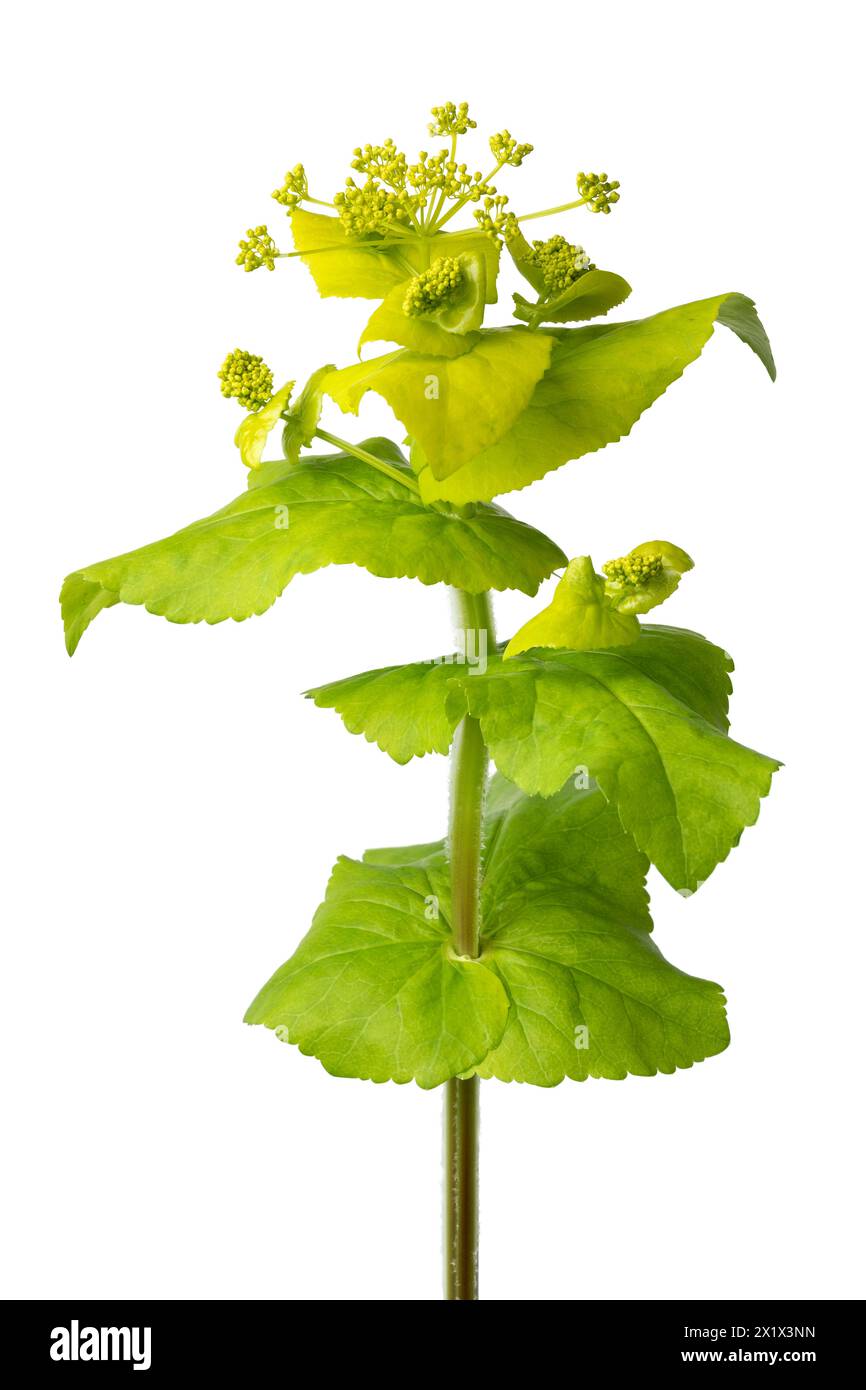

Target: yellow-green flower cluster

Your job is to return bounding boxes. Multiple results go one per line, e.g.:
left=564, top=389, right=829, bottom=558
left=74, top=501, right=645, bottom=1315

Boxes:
left=489, top=130, right=533, bottom=168
left=407, top=149, right=494, bottom=207
left=333, top=178, right=413, bottom=236
left=236, top=225, right=278, bottom=272
left=327, top=104, right=535, bottom=238
left=428, top=101, right=476, bottom=137
left=603, top=552, right=664, bottom=584
left=577, top=172, right=621, bottom=214
left=530, top=234, right=593, bottom=292
left=239, top=104, right=617, bottom=265
left=351, top=140, right=409, bottom=186
left=272, top=164, right=308, bottom=212
left=403, top=257, right=463, bottom=316
left=474, top=195, right=518, bottom=242
left=217, top=349, right=274, bottom=411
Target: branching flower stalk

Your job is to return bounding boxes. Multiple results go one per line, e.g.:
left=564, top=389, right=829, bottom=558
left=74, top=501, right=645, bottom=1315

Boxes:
left=61, top=102, right=778, bottom=1303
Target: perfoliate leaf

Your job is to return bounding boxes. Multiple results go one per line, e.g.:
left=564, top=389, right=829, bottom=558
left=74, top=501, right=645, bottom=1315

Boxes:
left=308, top=627, right=777, bottom=893
left=61, top=443, right=566, bottom=654
left=415, top=293, right=776, bottom=504
left=512, top=269, right=633, bottom=327
left=602, top=539, right=694, bottom=615
left=280, top=364, right=334, bottom=463
left=461, top=647, right=779, bottom=893
left=359, top=286, right=480, bottom=359
left=506, top=229, right=548, bottom=294
left=291, top=209, right=500, bottom=302
left=291, top=209, right=405, bottom=299
left=235, top=380, right=293, bottom=470
left=324, top=328, right=554, bottom=477
left=504, top=556, right=640, bottom=658
left=310, top=625, right=733, bottom=762
left=613, top=624, right=732, bottom=733
left=244, top=853, right=509, bottom=1089
left=436, top=252, right=486, bottom=329
left=307, top=659, right=467, bottom=763
left=475, top=777, right=729, bottom=1083
left=245, top=777, right=730, bottom=1085
left=358, top=251, right=487, bottom=357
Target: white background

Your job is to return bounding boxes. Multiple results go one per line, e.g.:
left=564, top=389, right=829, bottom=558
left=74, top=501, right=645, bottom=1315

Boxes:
left=2, top=0, right=863, bottom=1302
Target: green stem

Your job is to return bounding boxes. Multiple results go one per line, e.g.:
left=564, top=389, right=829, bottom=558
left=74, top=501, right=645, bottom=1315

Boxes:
left=277, top=232, right=415, bottom=261
left=314, top=428, right=420, bottom=494
left=518, top=194, right=590, bottom=224
left=444, top=588, right=496, bottom=1301
left=445, top=1074, right=479, bottom=1300
left=433, top=161, right=506, bottom=234
left=426, top=134, right=458, bottom=231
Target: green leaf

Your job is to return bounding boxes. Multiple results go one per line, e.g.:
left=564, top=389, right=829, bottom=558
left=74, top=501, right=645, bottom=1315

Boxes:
left=416, top=250, right=487, bottom=334
left=415, top=292, right=776, bottom=504
left=307, top=658, right=467, bottom=763
left=291, top=209, right=500, bottom=302
left=325, top=328, right=555, bottom=477
left=248, top=435, right=408, bottom=491
left=309, top=625, right=734, bottom=765
left=245, top=776, right=729, bottom=1086
left=613, top=624, right=733, bottom=733
left=280, top=364, right=334, bottom=462
left=307, top=627, right=777, bottom=893
left=512, top=269, right=633, bottom=327
left=60, top=573, right=119, bottom=658
left=243, top=852, right=509, bottom=1088
left=504, top=556, right=640, bottom=658
left=461, top=645, right=779, bottom=893
left=359, top=289, right=480, bottom=360
left=475, top=777, right=729, bottom=1083
left=234, top=380, right=293, bottom=471
left=61, top=443, right=566, bottom=653
left=358, top=251, right=487, bottom=358
left=602, top=539, right=694, bottom=615
left=506, top=229, right=548, bottom=294
left=717, top=292, right=777, bottom=380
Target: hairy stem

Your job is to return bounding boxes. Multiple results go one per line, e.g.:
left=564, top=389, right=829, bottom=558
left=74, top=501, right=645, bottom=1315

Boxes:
left=444, top=588, right=496, bottom=1301
left=444, top=1074, right=479, bottom=1299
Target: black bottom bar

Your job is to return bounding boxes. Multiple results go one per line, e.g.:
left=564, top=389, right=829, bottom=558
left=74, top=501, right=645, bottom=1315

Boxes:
left=3, top=1298, right=858, bottom=1373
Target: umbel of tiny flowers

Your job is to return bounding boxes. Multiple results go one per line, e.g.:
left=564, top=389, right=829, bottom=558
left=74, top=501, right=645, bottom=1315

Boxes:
left=238, top=102, right=554, bottom=247
left=529, top=234, right=594, bottom=292
left=403, top=257, right=463, bottom=316
left=576, top=171, right=621, bottom=214
left=488, top=129, right=534, bottom=168
left=428, top=101, right=477, bottom=137
left=474, top=196, right=518, bottom=242
left=217, top=349, right=274, bottom=412
left=236, top=225, right=278, bottom=272
left=272, top=164, right=309, bottom=211
left=334, top=174, right=414, bottom=237
left=233, top=100, right=619, bottom=288
left=602, top=552, right=664, bottom=584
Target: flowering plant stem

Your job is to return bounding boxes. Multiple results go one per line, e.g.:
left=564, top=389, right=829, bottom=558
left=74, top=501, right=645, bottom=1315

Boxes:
left=60, top=100, right=779, bottom=1302
left=445, top=1076, right=479, bottom=1299
left=445, top=588, right=495, bottom=1299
